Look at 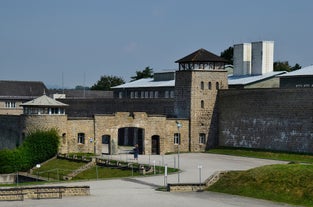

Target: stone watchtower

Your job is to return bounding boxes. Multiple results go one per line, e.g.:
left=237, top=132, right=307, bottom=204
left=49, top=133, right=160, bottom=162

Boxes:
left=174, top=48, right=228, bottom=151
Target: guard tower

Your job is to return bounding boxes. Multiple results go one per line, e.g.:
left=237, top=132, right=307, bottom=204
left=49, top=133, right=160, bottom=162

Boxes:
left=174, top=48, right=229, bottom=151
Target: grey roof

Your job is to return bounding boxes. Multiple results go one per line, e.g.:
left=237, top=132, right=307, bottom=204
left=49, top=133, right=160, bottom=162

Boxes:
left=175, top=48, right=229, bottom=63
left=279, top=65, right=313, bottom=77
left=20, top=95, right=68, bottom=107
left=112, top=78, right=175, bottom=89
left=49, top=89, right=113, bottom=99
left=0, top=80, right=48, bottom=97
left=228, top=71, right=286, bottom=85
left=113, top=70, right=286, bottom=89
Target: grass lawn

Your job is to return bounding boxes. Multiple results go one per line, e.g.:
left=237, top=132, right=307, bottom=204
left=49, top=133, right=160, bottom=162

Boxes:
left=73, top=166, right=141, bottom=180
left=29, top=157, right=177, bottom=182
left=207, top=163, right=313, bottom=207
left=207, top=147, right=313, bottom=163
left=32, top=159, right=87, bottom=181
left=206, top=148, right=313, bottom=207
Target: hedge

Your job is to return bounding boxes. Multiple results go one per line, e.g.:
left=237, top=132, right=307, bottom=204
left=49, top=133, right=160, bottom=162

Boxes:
left=0, top=129, right=60, bottom=173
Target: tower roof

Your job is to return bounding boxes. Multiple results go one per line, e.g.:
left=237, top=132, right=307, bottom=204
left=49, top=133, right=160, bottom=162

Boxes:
left=20, top=94, right=68, bottom=107
left=175, top=48, right=228, bottom=63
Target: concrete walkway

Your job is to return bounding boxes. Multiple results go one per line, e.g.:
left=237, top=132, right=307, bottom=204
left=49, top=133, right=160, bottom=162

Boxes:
left=3, top=153, right=297, bottom=207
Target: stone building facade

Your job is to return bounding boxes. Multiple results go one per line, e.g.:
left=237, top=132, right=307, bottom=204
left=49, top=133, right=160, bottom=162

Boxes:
left=1, top=48, right=228, bottom=155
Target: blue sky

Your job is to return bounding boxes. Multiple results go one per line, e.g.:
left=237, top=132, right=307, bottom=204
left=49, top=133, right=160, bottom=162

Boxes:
left=1, top=0, right=313, bottom=88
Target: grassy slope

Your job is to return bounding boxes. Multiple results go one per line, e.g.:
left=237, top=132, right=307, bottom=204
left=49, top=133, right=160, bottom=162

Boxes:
left=206, top=148, right=313, bottom=207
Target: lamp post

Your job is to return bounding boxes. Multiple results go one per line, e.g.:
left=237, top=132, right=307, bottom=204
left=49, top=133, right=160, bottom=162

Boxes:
left=36, top=164, right=41, bottom=182
left=176, top=121, right=182, bottom=183
left=198, top=164, right=202, bottom=189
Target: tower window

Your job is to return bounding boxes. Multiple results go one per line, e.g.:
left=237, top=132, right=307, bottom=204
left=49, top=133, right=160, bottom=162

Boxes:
left=208, top=82, right=212, bottom=90
left=201, top=81, right=204, bottom=90
left=201, top=100, right=204, bottom=108
left=216, top=82, right=220, bottom=90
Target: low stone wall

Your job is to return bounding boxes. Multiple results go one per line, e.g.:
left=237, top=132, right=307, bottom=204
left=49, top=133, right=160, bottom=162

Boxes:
left=0, top=185, right=90, bottom=201
left=0, top=174, right=15, bottom=184
left=167, top=171, right=227, bottom=192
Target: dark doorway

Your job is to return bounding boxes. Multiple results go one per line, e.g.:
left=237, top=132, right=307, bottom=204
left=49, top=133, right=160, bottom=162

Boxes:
left=118, top=127, right=144, bottom=154
left=102, top=135, right=111, bottom=154
left=151, top=135, right=160, bottom=155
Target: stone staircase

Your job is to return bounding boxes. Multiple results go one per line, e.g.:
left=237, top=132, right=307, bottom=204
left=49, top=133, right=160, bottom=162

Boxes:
left=167, top=171, right=228, bottom=192
left=63, top=159, right=96, bottom=180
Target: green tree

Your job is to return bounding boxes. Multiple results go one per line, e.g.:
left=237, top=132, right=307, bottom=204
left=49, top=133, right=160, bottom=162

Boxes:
left=130, top=66, right=154, bottom=82
left=273, top=61, right=301, bottom=72
left=291, top=63, right=302, bottom=71
left=220, top=47, right=233, bottom=64
left=91, top=75, right=125, bottom=90
left=75, top=85, right=89, bottom=90
left=0, top=129, right=60, bottom=173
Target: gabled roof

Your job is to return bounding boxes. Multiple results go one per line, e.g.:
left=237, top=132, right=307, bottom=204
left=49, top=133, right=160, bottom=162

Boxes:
left=0, top=80, right=48, bottom=97
left=175, top=48, right=228, bottom=63
left=279, top=65, right=313, bottom=77
left=20, top=95, right=68, bottom=107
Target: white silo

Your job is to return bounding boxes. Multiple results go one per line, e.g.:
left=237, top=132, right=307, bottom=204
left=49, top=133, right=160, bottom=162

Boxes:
left=251, top=41, right=274, bottom=75
left=233, top=43, right=252, bottom=76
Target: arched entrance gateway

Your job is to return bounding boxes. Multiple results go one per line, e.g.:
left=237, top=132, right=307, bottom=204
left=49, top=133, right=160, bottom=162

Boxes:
left=118, top=127, right=144, bottom=154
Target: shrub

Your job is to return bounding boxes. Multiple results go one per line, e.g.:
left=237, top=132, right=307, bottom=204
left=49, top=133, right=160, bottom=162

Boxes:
left=0, top=129, right=60, bottom=173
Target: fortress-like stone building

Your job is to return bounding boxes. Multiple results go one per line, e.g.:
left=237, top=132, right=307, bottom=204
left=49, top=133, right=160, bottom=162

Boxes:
left=1, top=43, right=313, bottom=155
left=2, top=49, right=228, bottom=155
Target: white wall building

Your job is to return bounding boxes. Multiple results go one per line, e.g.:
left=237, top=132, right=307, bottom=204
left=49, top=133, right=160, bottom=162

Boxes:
left=251, top=41, right=274, bottom=75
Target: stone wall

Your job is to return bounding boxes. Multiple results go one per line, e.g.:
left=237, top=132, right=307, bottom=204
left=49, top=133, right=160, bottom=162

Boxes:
left=175, top=70, right=228, bottom=151
left=61, top=98, right=175, bottom=117
left=0, top=186, right=90, bottom=200
left=218, top=88, right=313, bottom=153
left=93, top=112, right=190, bottom=154
left=17, top=112, right=190, bottom=155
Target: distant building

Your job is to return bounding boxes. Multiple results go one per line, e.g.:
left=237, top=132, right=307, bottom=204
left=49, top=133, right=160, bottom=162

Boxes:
left=279, top=65, right=313, bottom=88
left=228, top=41, right=285, bottom=89
left=0, top=80, right=48, bottom=115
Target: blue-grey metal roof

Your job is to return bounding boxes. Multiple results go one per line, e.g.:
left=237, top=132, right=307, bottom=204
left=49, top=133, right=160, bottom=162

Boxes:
left=228, top=71, right=286, bottom=85
left=279, top=65, right=313, bottom=77
left=112, top=70, right=287, bottom=89
left=111, top=78, right=175, bottom=89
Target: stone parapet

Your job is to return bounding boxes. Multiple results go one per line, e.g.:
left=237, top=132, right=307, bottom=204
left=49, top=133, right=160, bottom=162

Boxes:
left=0, top=185, right=90, bottom=200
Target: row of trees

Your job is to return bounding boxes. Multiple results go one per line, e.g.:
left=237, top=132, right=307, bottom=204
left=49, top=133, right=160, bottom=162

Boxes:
left=87, top=66, right=154, bottom=91
left=81, top=47, right=301, bottom=90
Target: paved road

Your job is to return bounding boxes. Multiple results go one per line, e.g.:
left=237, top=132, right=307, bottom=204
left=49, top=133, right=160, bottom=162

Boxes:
left=2, top=153, right=297, bottom=207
